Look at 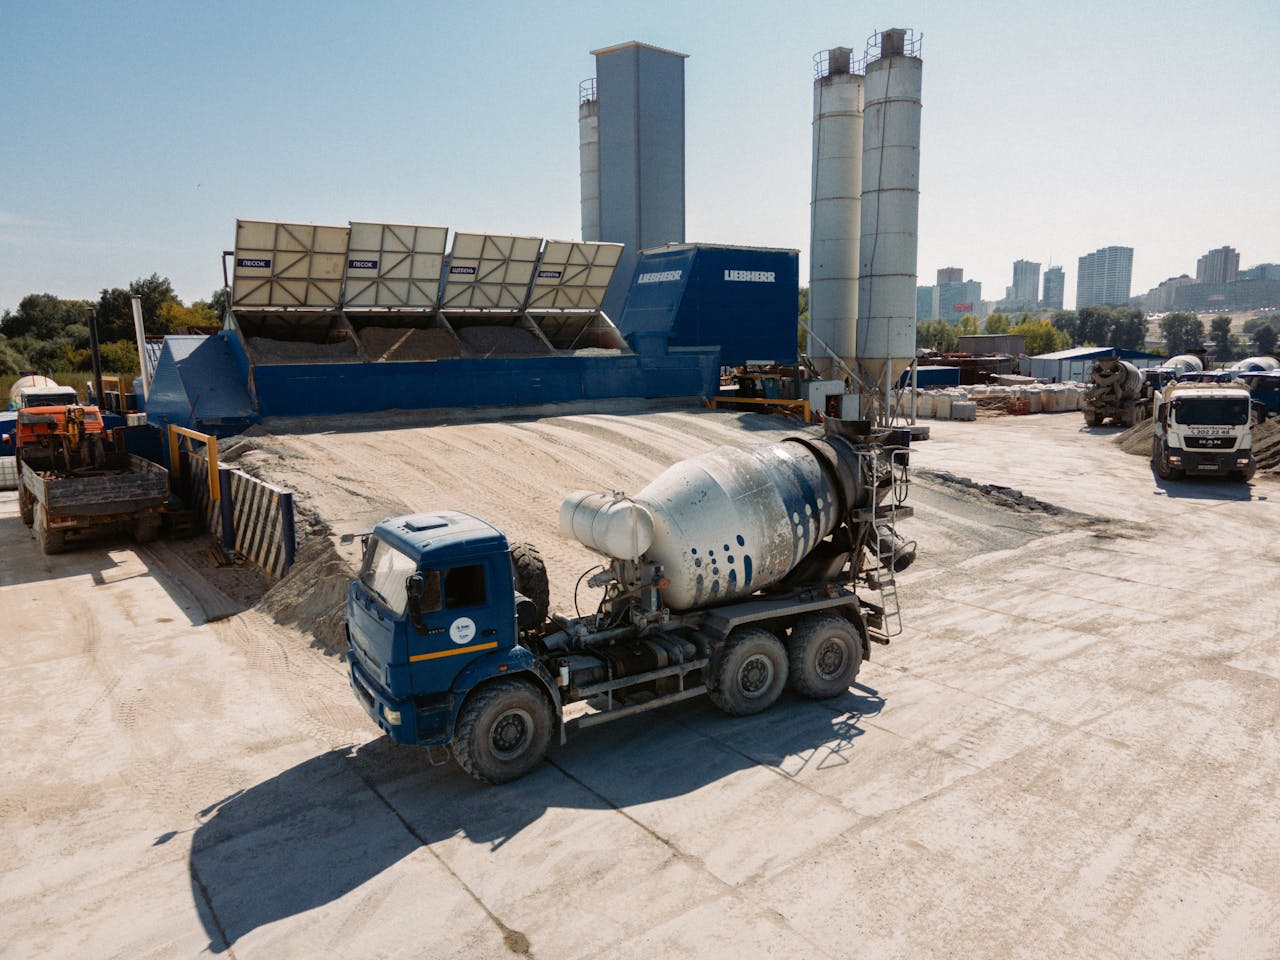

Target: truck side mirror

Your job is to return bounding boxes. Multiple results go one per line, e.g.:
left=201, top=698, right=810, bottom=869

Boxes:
left=405, top=573, right=424, bottom=602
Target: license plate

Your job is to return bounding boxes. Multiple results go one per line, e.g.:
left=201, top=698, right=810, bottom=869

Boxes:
left=1196, top=464, right=1218, bottom=470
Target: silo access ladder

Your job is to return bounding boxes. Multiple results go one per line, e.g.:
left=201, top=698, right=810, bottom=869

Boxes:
left=865, top=448, right=913, bottom=643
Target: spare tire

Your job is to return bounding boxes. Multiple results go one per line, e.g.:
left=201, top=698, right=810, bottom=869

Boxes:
left=511, top=542, right=550, bottom=625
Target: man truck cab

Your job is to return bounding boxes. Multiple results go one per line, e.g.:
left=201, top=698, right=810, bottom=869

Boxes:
left=1151, top=378, right=1258, bottom=481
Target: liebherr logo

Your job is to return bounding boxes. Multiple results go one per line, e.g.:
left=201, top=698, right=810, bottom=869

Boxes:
left=724, top=270, right=776, bottom=283
left=637, top=270, right=682, bottom=283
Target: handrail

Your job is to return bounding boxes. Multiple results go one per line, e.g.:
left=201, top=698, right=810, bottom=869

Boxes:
left=167, top=424, right=220, bottom=502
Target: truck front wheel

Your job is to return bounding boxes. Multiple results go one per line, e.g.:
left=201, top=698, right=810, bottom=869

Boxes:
left=1152, top=438, right=1183, bottom=480
left=708, top=627, right=788, bottom=716
left=788, top=614, right=863, bottom=699
left=452, top=678, right=553, bottom=784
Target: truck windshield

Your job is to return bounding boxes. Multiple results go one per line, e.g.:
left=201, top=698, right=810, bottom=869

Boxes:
left=1172, top=397, right=1250, bottom=426
left=360, top=537, right=416, bottom=615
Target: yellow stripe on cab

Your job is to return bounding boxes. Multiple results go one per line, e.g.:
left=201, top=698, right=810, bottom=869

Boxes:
left=409, top=641, right=499, bottom=663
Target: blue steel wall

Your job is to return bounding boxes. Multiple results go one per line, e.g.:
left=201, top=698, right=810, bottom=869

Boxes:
left=596, top=45, right=686, bottom=321
left=250, top=352, right=719, bottom=418
left=617, top=247, right=798, bottom=366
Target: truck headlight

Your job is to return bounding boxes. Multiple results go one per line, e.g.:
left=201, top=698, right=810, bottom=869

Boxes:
left=1237, top=458, right=1251, bottom=466
left=382, top=706, right=402, bottom=726
left=1168, top=455, right=1182, bottom=465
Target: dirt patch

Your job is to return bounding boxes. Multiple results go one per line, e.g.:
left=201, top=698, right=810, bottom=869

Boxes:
left=359, top=326, right=461, bottom=361
left=457, top=326, right=550, bottom=357
left=916, top=469, right=1090, bottom=519
left=255, top=536, right=352, bottom=655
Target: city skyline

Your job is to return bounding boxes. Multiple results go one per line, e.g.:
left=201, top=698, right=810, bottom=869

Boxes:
left=1, top=1, right=1277, bottom=316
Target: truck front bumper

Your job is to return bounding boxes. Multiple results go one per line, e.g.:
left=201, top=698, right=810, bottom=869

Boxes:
left=1169, top=450, right=1253, bottom=476
left=347, top=654, right=453, bottom=747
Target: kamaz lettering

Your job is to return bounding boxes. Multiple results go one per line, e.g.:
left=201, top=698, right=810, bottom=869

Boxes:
left=237, top=258, right=271, bottom=269
left=637, top=270, right=682, bottom=284
left=348, top=259, right=378, bottom=270
left=724, top=270, right=776, bottom=283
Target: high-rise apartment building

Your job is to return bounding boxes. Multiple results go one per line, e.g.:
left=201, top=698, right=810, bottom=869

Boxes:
left=937, top=280, right=982, bottom=323
left=916, top=285, right=938, bottom=321
left=936, top=267, right=963, bottom=284
left=1011, top=260, right=1040, bottom=305
left=1195, top=246, right=1239, bottom=285
left=1042, top=266, right=1065, bottom=309
left=1076, top=246, right=1134, bottom=307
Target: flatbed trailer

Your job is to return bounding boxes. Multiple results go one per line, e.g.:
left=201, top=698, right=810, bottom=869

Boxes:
left=19, top=453, right=169, bottom=554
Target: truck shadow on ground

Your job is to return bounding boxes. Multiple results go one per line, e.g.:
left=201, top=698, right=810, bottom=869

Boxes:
left=1149, top=469, right=1266, bottom=502
left=0, top=511, right=255, bottom=623
left=186, top=684, right=883, bottom=953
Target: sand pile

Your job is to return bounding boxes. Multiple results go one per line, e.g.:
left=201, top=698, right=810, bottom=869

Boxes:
left=249, top=337, right=358, bottom=363
left=359, top=326, right=461, bottom=361
left=458, top=326, right=550, bottom=357
left=1115, top=417, right=1280, bottom=472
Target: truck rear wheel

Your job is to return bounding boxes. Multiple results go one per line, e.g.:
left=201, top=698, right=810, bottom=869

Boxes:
left=511, top=542, right=550, bottom=625
left=452, top=678, right=552, bottom=784
left=788, top=614, right=863, bottom=699
left=18, top=487, right=34, bottom=527
left=708, top=627, right=788, bottom=716
left=133, top=513, right=162, bottom=545
left=34, top=505, right=67, bottom=555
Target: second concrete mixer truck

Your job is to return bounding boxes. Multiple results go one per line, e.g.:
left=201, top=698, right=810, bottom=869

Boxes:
left=345, top=418, right=916, bottom=783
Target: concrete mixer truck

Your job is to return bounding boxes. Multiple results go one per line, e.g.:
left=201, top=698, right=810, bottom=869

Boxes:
left=1152, top=373, right=1260, bottom=481
left=345, top=418, right=916, bottom=783
left=1082, top=357, right=1148, bottom=427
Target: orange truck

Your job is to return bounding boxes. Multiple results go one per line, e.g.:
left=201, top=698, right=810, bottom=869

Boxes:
left=10, top=404, right=168, bottom=554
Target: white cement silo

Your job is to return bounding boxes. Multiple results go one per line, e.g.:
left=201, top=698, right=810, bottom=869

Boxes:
left=579, top=79, right=601, bottom=242
left=856, top=28, right=923, bottom=424
left=808, top=47, right=864, bottom=380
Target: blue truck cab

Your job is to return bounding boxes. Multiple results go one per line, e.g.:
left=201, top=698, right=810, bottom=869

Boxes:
left=346, top=510, right=557, bottom=750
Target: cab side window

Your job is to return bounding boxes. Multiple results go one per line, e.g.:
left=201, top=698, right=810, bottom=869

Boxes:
left=444, top=564, right=486, bottom=609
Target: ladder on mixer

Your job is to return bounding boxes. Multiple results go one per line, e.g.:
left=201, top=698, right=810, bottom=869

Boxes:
left=868, top=447, right=911, bottom=641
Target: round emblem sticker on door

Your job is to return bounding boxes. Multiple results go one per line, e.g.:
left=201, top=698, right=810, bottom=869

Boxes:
left=449, top=617, right=477, bottom=645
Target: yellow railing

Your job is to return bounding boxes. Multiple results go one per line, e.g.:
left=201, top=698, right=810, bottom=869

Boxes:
left=167, top=424, right=220, bottom=502
left=709, top=396, right=813, bottom=423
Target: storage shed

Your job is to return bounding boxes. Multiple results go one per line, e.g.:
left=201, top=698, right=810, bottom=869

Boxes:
left=1027, top=346, right=1165, bottom=383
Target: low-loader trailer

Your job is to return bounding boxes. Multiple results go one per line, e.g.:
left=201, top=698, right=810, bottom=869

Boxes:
left=345, top=418, right=916, bottom=783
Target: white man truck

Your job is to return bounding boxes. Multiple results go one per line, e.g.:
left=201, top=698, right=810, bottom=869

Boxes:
left=1151, top=375, right=1258, bottom=481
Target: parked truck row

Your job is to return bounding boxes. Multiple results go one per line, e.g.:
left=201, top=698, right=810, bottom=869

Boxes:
left=345, top=417, right=916, bottom=783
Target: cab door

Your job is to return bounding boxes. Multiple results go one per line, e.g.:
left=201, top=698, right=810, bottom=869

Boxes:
left=407, top=556, right=509, bottom=690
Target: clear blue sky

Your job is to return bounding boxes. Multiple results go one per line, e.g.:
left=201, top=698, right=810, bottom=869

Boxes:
left=2, top=0, right=1276, bottom=314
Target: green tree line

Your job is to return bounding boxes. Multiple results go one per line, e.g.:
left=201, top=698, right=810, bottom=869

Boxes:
left=0, top=276, right=224, bottom=377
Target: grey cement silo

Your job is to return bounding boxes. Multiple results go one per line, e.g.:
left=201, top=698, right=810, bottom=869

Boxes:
left=809, top=47, right=864, bottom=381
left=856, top=28, right=923, bottom=425
left=579, top=79, right=601, bottom=243
left=587, top=41, right=688, bottom=321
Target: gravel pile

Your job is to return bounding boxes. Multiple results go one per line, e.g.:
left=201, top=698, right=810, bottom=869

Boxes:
left=248, top=337, right=358, bottom=363
left=359, top=326, right=461, bottom=361
left=458, top=325, right=550, bottom=357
